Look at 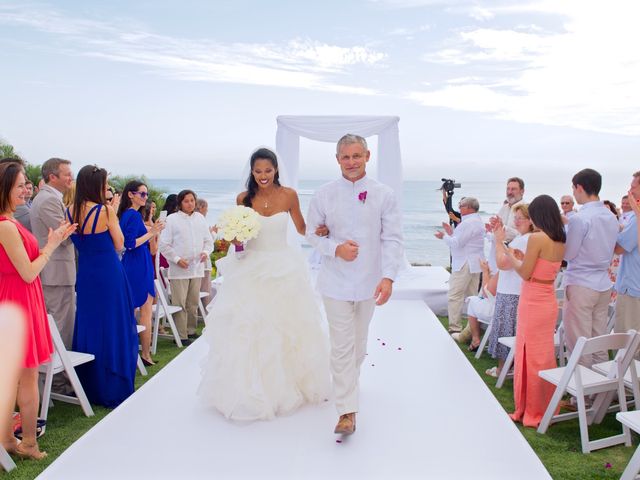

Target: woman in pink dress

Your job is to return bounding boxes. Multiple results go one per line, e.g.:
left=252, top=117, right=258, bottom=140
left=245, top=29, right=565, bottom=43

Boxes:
left=0, top=160, right=76, bottom=460
left=494, top=194, right=566, bottom=428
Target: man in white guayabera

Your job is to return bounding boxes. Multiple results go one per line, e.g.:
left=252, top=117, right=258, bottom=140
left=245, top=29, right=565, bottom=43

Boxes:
left=306, top=134, right=404, bottom=436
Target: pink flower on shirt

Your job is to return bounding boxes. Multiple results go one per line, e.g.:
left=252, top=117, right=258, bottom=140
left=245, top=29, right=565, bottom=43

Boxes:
left=358, top=191, right=367, bottom=204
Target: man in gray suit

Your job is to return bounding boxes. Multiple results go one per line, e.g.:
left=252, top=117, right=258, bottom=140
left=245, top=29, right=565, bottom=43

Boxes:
left=31, top=158, right=76, bottom=348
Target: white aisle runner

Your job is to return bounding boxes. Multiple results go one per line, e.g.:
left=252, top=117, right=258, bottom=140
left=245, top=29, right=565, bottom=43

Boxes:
left=38, top=300, right=550, bottom=480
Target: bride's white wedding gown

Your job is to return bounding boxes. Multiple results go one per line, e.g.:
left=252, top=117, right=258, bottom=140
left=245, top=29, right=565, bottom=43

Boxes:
left=198, top=211, right=330, bottom=421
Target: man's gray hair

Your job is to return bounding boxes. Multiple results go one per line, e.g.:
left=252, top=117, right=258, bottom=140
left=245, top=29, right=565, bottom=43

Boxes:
left=195, top=198, right=208, bottom=208
left=42, top=157, right=71, bottom=183
left=460, top=197, right=480, bottom=212
left=336, top=134, right=368, bottom=155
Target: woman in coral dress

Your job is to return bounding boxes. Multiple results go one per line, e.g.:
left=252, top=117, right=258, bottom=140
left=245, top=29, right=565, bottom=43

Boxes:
left=0, top=160, right=76, bottom=460
left=495, top=194, right=566, bottom=428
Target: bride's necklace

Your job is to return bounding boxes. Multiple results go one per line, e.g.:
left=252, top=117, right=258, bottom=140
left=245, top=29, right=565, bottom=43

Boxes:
left=258, top=189, right=277, bottom=209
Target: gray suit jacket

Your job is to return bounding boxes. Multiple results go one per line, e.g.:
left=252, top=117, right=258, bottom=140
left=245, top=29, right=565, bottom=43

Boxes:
left=30, top=185, right=76, bottom=286
left=14, top=204, right=32, bottom=231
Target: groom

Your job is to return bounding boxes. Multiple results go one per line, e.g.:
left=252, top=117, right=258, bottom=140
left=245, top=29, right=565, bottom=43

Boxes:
left=307, top=134, right=404, bottom=435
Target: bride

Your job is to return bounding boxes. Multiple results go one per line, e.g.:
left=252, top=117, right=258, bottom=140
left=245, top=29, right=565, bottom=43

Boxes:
left=198, top=147, right=330, bottom=421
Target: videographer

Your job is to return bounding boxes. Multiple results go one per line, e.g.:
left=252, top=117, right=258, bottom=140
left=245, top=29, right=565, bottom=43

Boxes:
left=440, top=178, right=461, bottom=228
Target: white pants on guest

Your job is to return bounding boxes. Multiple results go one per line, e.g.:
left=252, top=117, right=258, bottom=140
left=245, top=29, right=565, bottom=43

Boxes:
left=323, top=296, right=376, bottom=416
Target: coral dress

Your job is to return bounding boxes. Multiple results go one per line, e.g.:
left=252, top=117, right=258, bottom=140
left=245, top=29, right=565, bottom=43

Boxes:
left=510, top=258, right=561, bottom=427
left=0, top=216, right=53, bottom=368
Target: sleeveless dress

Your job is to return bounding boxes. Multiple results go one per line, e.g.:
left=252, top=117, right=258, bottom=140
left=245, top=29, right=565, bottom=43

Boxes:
left=509, top=258, right=561, bottom=428
left=198, top=212, right=330, bottom=421
left=0, top=216, right=53, bottom=368
left=120, top=209, right=155, bottom=308
left=68, top=204, right=139, bottom=408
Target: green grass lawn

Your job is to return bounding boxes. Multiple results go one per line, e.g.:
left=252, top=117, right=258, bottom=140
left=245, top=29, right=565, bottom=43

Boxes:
left=3, top=319, right=638, bottom=479
left=437, top=316, right=637, bottom=480
left=1, top=334, right=190, bottom=480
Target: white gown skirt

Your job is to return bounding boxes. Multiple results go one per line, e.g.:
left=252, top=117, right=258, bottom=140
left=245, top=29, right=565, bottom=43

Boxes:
left=198, top=245, right=330, bottom=421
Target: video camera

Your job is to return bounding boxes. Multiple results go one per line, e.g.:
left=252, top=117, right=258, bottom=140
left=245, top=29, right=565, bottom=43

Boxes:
left=439, top=178, right=462, bottom=228
left=440, top=178, right=461, bottom=196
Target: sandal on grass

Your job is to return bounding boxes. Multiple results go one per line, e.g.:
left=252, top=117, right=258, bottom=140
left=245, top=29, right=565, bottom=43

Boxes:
left=485, top=366, right=499, bottom=378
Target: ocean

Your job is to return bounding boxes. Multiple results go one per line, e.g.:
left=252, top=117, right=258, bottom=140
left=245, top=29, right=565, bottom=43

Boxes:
left=152, top=178, right=631, bottom=268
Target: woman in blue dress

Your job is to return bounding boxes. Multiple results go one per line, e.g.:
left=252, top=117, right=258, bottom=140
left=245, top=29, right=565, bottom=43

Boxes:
left=68, top=165, right=138, bottom=408
left=118, top=180, right=164, bottom=366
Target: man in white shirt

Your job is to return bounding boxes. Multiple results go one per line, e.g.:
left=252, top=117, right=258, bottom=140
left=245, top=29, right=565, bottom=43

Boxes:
left=435, top=197, right=486, bottom=333
left=563, top=169, right=619, bottom=367
left=307, top=134, right=403, bottom=436
left=489, top=177, right=525, bottom=243
left=159, top=190, right=214, bottom=344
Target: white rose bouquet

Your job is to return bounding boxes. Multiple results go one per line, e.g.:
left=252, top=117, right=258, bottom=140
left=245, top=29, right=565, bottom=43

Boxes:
left=218, top=205, right=261, bottom=256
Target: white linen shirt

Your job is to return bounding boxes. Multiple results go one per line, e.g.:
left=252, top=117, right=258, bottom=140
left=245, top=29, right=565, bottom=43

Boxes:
left=306, top=176, right=404, bottom=302
left=443, top=212, right=485, bottom=273
left=159, top=211, right=214, bottom=280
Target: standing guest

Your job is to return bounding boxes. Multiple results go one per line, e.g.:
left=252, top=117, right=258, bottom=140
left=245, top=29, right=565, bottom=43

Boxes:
left=118, top=181, right=165, bottom=366
left=161, top=193, right=179, bottom=216
left=485, top=204, right=534, bottom=377
left=62, top=181, right=75, bottom=208
left=159, top=190, right=213, bottom=345
left=30, top=158, right=76, bottom=349
left=560, top=195, right=576, bottom=217
left=489, top=177, right=526, bottom=243
left=620, top=195, right=633, bottom=228
left=496, top=195, right=565, bottom=428
left=195, top=198, right=217, bottom=305
left=614, top=172, right=640, bottom=334
left=0, top=158, right=32, bottom=232
left=0, top=161, right=75, bottom=459
left=435, top=196, right=485, bottom=333
left=603, top=200, right=620, bottom=219
left=68, top=165, right=138, bottom=408
left=603, top=200, right=622, bottom=303
left=562, top=169, right=619, bottom=368
left=143, top=199, right=159, bottom=255
left=307, top=134, right=404, bottom=435
left=24, top=180, right=34, bottom=206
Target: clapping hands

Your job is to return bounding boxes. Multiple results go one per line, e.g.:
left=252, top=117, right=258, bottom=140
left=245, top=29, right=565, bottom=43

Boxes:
left=47, top=221, right=77, bottom=249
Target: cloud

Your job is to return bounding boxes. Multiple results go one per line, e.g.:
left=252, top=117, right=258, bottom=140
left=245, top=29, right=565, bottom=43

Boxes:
left=0, top=4, right=385, bottom=95
left=412, top=0, right=640, bottom=136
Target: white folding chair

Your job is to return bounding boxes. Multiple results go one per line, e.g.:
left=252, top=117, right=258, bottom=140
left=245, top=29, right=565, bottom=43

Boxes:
left=537, top=331, right=640, bottom=454
left=152, top=279, right=184, bottom=354
left=474, top=316, right=493, bottom=360
left=495, top=336, right=515, bottom=388
left=39, top=315, right=95, bottom=427
left=0, top=445, right=15, bottom=472
left=136, top=325, right=147, bottom=376
left=616, top=411, right=640, bottom=480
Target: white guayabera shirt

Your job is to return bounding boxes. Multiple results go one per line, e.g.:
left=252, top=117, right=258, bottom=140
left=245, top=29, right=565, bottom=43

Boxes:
left=306, top=176, right=404, bottom=302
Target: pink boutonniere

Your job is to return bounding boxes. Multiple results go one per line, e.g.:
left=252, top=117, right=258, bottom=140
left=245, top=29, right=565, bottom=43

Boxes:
left=358, top=191, right=368, bottom=204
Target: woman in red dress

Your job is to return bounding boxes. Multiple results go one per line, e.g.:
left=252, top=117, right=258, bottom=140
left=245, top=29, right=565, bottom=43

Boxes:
left=0, top=160, right=76, bottom=460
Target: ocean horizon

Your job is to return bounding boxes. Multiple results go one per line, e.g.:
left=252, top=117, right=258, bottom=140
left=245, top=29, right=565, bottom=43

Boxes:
left=152, top=178, right=631, bottom=268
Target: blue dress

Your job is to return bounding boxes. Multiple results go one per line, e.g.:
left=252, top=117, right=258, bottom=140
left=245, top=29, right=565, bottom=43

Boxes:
left=120, top=209, right=155, bottom=308
left=68, top=204, right=138, bottom=408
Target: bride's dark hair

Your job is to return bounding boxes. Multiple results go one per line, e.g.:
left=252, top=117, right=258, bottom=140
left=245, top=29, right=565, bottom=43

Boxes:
left=243, top=148, right=281, bottom=208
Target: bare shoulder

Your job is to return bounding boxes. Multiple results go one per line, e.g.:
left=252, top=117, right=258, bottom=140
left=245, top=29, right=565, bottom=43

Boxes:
left=236, top=191, right=248, bottom=205
left=0, top=219, right=19, bottom=236
left=281, top=186, right=298, bottom=199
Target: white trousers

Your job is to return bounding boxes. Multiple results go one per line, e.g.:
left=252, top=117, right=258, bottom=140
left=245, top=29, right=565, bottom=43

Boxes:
left=323, top=296, right=376, bottom=415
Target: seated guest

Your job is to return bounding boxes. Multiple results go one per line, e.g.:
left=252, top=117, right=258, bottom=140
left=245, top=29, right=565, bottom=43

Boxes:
left=0, top=161, right=75, bottom=459
left=485, top=204, right=534, bottom=377
left=497, top=195, right=565, bottom=428
left=118, top=181, right=165, bottom=366
left=68, top=165, right=138, bottom=408
left=435, top=196, right=485, bottom=334
left=159, top=190, right=213, bottom=344
left=614, top=171, right=640, bottom=335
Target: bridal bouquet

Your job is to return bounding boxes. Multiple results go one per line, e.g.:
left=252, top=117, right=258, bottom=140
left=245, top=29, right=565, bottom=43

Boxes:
left=218, top=205, right=261, bottom=255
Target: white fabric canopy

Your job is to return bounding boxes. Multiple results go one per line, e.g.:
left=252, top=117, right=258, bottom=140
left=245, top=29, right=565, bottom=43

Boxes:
left=275, top=115, right=402, bottom=199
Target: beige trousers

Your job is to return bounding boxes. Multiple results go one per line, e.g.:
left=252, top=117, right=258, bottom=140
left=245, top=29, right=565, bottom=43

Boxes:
left=447, top=262, right=480, bottom=331
left=323, top=296, right=376, bottom=415
left=563, top=284, right=611, bottom=368
left=615, top=293, right=640, bottom=334
left=42, top=285, right=75, bottom=349
left=170, top=278, right=201, bottom=339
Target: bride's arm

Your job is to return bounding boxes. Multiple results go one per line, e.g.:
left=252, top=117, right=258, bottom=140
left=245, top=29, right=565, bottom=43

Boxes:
left=286, top=188, right=306, bottom=236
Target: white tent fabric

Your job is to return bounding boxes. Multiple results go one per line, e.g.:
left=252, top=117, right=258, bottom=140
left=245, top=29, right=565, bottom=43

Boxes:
left=275, top=115, right=402, bottom=199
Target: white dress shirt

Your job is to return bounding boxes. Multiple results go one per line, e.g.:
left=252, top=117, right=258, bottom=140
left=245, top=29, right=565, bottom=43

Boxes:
left=159, top=211, right=214, bottom=280
left=563, top=200, right=620, bottom=292
left=306, top=176, right=404, bottom=302
left=443, top=212, right=485, bottom=273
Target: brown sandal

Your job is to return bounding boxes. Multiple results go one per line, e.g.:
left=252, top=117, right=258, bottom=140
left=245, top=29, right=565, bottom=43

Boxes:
left=15, top=441, right=48, bottom=460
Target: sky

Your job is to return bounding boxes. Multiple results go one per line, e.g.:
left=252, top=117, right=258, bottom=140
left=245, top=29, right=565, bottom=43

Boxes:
left=1, top=0, right=639, bottom=183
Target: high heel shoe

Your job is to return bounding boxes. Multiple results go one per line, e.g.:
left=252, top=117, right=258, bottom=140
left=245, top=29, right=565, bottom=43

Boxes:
left=15, top=441, right=47, bottom=460
left=141, top=357, right=157, bottom=367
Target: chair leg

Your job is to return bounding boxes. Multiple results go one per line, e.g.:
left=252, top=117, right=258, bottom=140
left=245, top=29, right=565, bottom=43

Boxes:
left=537, top=384, right=566, bottom=434
left=137, top=355, right=148, bottom=376
left=620, top=441, right=640, bottom=480
left=39, top=363, right=54, bottom=422
left=64, top=360, right=95, bottom=418
left=576, top=393, right=591, bottom=454
left=475, top=321, right=492, bottom=360
left=151, top=307, right=161, bottom=356
left=496, top=347, right=514, bottom=389
left=0, top=446, right=16, bottom=472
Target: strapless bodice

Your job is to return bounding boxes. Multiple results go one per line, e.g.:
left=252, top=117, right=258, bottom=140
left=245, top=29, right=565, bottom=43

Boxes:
left=529, top=258, right=561, bottom=282
left=246, top=212, right=289, bottom=252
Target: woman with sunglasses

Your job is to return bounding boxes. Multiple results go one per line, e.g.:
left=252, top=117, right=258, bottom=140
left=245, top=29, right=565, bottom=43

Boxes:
left=117, top=181, right=164, bottom=366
